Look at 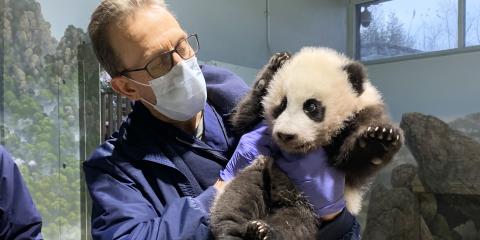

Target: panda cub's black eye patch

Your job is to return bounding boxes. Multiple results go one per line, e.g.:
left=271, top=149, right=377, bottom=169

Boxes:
left=303, top=99, right=325, bottom=122
left=272, top=96, right=287, bottom=119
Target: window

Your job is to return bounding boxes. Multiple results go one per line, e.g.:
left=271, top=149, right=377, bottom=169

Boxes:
left=466, top=0, right=480, bottom=46
left=1, top=0, right=95, bottom=239
left=355, top=0, right=479, bottom=61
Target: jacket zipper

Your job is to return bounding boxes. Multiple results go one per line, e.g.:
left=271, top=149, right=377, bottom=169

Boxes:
left=175, top=137, right=229, bottom=166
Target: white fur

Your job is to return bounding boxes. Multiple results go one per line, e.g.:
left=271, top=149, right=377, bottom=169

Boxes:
left=344, top=185, right=363, bottom=215
left=263, top=47, right=383, bottom=148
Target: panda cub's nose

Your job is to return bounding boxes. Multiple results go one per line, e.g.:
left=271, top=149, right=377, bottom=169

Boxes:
left=276, top=132, right=297, bottom=142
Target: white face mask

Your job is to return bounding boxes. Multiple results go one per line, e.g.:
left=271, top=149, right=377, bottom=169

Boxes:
left=128, top=57, right=207, bottom=121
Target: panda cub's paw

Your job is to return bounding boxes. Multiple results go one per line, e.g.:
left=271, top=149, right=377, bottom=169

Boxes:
left=268, top=52, right=291, bottom=71
left=359, top=125, right=402, bottom=165
left=254, top=52, right=292, bottom=94
left=245, top=220, right=273, bottom=240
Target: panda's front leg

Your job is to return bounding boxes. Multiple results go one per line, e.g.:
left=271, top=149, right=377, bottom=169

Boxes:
left=230, top=52, right=291, bottom=135
left=337, top=122, right=403, bottom=188
left=328, top=104, right=403, bottom=188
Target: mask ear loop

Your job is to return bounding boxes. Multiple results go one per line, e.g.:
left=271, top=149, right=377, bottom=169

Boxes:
left=121, top=75, right=156, bottom=106
left=122, top=75, right=152, bottom=87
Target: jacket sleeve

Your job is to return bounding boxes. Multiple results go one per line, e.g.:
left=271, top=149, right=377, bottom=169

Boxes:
left=317, top=208, right=361, bottom=240
left=84, top=160, right=216, bottom=240
left=0, top=146, right=43, bottom=240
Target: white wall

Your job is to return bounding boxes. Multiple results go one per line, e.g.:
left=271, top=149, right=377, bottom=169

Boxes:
left=203, top=60, right=259, bottom=86
left=166, top=0, right=348, bottom=69
left=366, top=50, right=480, bottom=121
left=167, top=0, right=479, bottom=123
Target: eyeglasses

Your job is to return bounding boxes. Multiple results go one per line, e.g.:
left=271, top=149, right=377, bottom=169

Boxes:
left=120, top=34, right=200, bottom=80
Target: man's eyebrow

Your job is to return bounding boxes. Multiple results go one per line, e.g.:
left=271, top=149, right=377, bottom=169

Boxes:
left=140, top=33, right=188, bottom=67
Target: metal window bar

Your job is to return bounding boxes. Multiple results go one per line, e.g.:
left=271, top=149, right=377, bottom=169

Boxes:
left=0, top=0, right=4, bottom=145
left=100, top=92, right=106, bottom=140
left=100, top=90, right=132, bottom=141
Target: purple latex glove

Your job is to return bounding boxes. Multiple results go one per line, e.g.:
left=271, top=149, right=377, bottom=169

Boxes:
left=276, top=149, right=346, bottom=217
left=220, top=122, right=274, bottom=181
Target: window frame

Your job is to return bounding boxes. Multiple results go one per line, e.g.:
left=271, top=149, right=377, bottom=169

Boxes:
left=348, top=0, right=480, bottom=64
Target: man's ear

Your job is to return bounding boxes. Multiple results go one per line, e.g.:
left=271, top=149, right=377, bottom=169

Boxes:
left=110, top=76, right=140, bottom=101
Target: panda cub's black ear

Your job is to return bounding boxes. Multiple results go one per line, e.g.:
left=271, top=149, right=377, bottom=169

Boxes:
left=343, top=61, right=366, bottom=95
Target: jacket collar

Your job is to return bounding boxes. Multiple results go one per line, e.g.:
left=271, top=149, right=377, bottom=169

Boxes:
left=118, top=102, right=230, bottom=167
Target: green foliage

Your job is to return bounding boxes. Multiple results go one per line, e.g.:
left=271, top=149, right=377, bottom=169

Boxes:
left=3, top=0, right=88, bottom=239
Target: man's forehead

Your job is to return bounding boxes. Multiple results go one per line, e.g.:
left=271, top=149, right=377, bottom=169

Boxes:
left=109, top=6, right=186, bottom=70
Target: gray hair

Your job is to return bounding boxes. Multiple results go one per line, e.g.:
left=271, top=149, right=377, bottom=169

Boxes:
left=88, top=0, right=167, bottom=76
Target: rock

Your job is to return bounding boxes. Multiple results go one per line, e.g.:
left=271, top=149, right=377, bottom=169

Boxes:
left=418, top=193, right=438, bottom=225
left=411, top=173, right=426, bottom=193
left=400, top=113, right=480, bottom=227
left=430, top=214, right=453, bottom=240
left=449, top=112, right=480, bottom=143
left=391, top=164, right=417, bottom=189
left=375, top=145, right=418, bottom=189
left=362, top=184, right=420, bottom=240
left=400, top=112, right=480, bottom=195
left=421, top=216, right=434, bottom=240
left=453, top=220, right=478, bottom=240
left=436, top=194, right=480, bottom=232
left=451, top=231, right=462, bottom=240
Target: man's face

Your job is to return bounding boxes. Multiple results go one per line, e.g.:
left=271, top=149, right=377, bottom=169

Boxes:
left=109, top=6, right=187, bottom=110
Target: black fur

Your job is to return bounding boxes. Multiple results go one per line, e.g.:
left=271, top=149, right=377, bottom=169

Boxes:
left=303, top=99, right=325, bottom=122
left=272, top=97, right=287, bottom=120
left=210, top=156, right=319, bottom=240
left=229, top=52, right=291, bottom=136
left=343, top=62, right=366, bottom=95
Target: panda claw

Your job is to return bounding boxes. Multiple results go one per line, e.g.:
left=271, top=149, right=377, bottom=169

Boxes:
left=270, top=52, right=291, bottom=70
left=384, top=129, right=391, bottom=140
left=246, top=220, right=272, bottom=240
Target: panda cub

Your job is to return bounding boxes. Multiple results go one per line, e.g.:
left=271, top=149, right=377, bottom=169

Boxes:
left=211, top=47, right=403, bottom=239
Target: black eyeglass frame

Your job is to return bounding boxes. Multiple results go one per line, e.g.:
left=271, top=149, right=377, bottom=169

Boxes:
left=119, top=33, right=200, bottom=79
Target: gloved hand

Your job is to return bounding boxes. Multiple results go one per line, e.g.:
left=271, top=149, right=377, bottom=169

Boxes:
left=220, top=122, right=274, bottom=181
left=220, top=122, right=346, bottom=218
left=276, top=148, right=346, bottom=217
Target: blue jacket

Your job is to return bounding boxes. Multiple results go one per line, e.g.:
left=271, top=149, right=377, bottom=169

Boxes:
left=0, top=146, right=43, bottom=240
left=84, top=65, right=360, bottom=240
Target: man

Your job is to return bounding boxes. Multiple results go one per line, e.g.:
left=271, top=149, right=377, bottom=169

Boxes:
left=0, top=145, right=43, bottom=239
left=84, top=0, right=360, bottom=239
